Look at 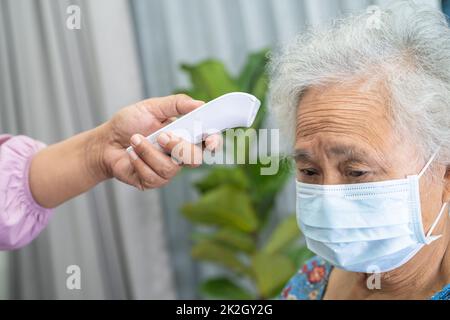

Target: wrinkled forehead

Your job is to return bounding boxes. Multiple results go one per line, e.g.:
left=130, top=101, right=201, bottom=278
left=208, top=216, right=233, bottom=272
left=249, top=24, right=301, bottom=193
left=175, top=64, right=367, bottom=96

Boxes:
left=296, top=80, right=395, bottom=147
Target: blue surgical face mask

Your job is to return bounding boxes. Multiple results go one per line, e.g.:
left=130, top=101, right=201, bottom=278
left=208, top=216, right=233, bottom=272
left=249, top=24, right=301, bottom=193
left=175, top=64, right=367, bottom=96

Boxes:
left=296, top=150, right=448, bottom=273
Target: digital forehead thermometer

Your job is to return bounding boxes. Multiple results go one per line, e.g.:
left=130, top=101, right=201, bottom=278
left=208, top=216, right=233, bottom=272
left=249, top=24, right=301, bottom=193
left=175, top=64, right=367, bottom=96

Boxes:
left=126, top=92, right=261, bottom=152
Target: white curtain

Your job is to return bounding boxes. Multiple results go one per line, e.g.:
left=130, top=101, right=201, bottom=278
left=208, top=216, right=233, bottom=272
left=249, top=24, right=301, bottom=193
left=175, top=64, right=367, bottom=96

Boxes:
left=0, top=0, right=174, bottom=299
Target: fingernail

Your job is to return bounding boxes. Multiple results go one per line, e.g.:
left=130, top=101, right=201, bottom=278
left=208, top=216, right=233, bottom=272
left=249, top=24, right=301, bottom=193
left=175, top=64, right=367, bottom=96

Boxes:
left=190, top=99, right=204, bottom=105
left=128, top=150, right=138, bottom=161
left=157, top=133, right=170, bottom=146
left=131, top=134, right=142, bottom=147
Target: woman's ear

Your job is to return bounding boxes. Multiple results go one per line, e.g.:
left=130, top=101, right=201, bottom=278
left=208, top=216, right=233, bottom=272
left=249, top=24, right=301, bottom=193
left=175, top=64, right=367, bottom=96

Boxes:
left=443, top=165, right=450, bottom=203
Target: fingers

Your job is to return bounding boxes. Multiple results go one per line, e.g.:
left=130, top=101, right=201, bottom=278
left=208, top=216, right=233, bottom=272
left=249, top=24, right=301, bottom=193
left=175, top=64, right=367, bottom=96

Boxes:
left=142, top=94, right=205, bottom=121
left=204, top=134, right=223, bottom=151
left=156, top=132, right=203, bottom=168
left=162, top=117, right=178, bottom=126
left=128, top=134, right=181, bottom=189
left=127, top=131, right=221, bottom=190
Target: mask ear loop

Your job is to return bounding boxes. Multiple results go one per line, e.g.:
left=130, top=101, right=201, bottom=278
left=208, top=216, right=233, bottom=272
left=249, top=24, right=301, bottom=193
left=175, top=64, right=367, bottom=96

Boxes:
left=425, top=202, right=448, bottom=241
left=417, top=148, right=446, bottom=242
left=418, top=149, right=440, bottom=178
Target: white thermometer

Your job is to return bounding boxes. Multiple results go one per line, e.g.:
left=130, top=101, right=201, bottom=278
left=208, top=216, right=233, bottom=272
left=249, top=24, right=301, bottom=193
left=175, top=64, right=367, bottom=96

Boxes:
left=126, top=92, right=261, bottom=152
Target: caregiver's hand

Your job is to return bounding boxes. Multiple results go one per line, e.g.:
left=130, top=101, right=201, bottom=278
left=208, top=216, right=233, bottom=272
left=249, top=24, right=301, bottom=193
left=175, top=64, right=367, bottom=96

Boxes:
left=102, top=94, right=218, bottom=190
left=29, top=94, right=219, bottom=208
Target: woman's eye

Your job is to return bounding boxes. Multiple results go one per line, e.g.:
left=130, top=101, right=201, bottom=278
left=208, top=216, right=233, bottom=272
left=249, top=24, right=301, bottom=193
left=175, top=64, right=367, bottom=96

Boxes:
left=347, top=170, right=367, bottom=177
left=300, top=169, right=318, bottom=176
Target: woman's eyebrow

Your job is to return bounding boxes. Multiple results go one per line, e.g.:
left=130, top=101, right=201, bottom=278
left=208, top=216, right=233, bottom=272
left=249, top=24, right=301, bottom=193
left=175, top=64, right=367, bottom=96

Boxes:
left=326, top=145, right=368, bottom=161
left=294, top=145, right=388, bottom=171
left=294, top=146, right=367, bottom=162
left=327, top=145, right=389, bottom=173
left=294, top=149, right=315, bottom=163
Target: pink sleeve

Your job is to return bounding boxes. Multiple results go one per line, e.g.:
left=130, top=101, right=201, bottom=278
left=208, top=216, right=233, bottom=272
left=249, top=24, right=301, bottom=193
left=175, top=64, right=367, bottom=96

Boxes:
left=0, top=135, right=53, bottom=250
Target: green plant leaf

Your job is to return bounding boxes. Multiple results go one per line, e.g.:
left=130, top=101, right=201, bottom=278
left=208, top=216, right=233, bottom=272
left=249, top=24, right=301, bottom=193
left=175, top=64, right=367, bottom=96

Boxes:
left=251, top=252, right=296, bottom=299
left=236, top=49, right=269, bottom=130
left=212, top=228, right=256, bottom=253
left=190, top=230, right=214, bottom=243
left=175, top=50, right=306, bottom=300
left=248, top=158, right=293, bottom=201
left=182, top=185, right=259, bottom=233
left=181, top=60, right=240, bottom=100
left=191, top=240, right=250, bottom=275
left=237, top=49, right=269, bottom=95
left=200, top=277, right=254, bottom=300
left=245, top=158, right=294, bottom=222
left=250, top=73, right=269, bottom=102
left=194, top=167, right=249, bottom=194
left=249, top=80, right=268, bottom=130
left=190, top=228, right=256, bottom=254
left=285, top=245, right=315, bottom=269
left=263, top=214, right=301, bottom=255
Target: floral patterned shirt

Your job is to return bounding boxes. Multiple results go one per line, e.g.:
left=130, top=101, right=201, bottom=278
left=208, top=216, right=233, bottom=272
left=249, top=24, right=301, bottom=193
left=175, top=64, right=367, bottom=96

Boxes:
left=280, top=256, right=450, bottom=300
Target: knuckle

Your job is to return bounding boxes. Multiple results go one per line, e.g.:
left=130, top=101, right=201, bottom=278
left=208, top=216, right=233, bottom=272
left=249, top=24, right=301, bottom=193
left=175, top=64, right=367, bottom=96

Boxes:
left=137, top=149, right=148, bottom=158
left=137, top=141, right=155, bottom=158
left=174, top=93, right=190, bottom=101
left=159, top=164, right=176, bottom=179
left=142, top=180, right=155, bottom=190
left=142, top=173, right=156, bottom=187
left=134, top=101, right=148, bottom=113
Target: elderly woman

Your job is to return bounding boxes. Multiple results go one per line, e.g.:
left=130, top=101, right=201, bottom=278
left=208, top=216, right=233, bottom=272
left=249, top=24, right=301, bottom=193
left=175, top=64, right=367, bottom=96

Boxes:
left=269, top=3, right=450, bottom=299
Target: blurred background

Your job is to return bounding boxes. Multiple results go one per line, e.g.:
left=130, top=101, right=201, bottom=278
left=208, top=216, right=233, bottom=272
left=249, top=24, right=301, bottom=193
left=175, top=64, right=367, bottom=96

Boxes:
left=0, top=0, right=445, bottom=299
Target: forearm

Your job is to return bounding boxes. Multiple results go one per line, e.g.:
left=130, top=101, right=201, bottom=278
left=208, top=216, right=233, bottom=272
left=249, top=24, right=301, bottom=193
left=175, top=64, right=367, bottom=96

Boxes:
left=29, top=124, right=110, bottom=208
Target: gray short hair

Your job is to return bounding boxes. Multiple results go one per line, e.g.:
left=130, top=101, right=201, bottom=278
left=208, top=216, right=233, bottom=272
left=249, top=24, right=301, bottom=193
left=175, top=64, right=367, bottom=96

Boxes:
left=268, top=1, right=450, bottom=165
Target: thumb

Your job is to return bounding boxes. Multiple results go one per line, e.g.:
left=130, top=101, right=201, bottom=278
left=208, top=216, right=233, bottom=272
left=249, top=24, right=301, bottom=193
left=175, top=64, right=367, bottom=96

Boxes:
left=144, top=94, right=204, bottom=121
